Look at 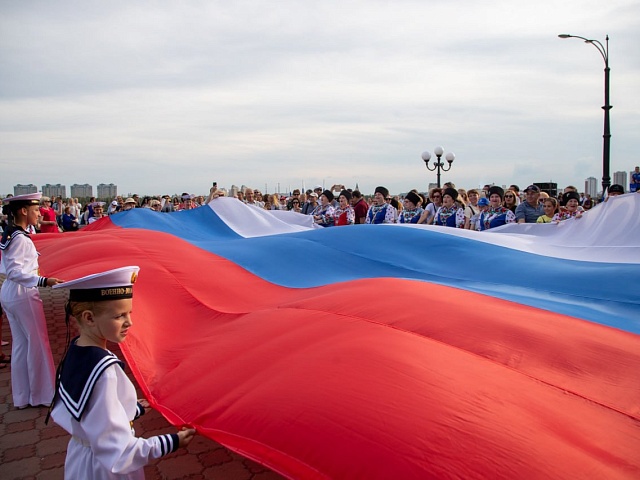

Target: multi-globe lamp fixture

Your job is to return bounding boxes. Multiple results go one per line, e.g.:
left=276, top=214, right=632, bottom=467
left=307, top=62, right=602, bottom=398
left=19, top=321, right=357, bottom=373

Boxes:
left=421, top=147, right=455, bottom=188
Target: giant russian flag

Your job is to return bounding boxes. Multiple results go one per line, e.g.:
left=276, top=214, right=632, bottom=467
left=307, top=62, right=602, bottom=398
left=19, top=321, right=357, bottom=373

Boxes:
left=35, top=195, right=640, bottom=479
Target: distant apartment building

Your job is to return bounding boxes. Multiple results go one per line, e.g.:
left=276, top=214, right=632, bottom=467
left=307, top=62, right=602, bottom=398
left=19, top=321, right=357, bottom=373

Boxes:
left=70, top=183, right=93, bottom=198
left=14, top=184, right=38, bottom=195
left=97, top=183, right=118, bottom=199
left=613, top=171, right=627, bottom=191
left=584, top=177, right=598, bottom=198
left=533, top=182, right=557, bottom=198
left=228, top=185, right=239, bottom=198
left=42, top=183, right=66, bottom=198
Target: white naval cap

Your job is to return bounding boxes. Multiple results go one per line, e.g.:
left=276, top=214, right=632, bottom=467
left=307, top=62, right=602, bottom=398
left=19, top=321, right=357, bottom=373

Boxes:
left=2, top=192, right=42, bottom=205
left=53, top=266, right=140, bottom=302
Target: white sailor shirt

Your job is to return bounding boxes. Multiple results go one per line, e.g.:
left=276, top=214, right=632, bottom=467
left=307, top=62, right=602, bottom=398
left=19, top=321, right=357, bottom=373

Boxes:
left=51, top=340, right=178, bottom=479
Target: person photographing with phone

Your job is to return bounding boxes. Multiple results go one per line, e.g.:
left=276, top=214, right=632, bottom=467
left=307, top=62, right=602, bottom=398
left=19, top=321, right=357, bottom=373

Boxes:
left=206, top=181, right=225, bottom=204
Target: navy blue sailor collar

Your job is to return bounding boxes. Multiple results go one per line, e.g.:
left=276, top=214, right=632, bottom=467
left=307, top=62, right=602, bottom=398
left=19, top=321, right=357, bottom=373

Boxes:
left=0, top=225, right=29, bottom=251
left=57, top=337, right=125, bottom=421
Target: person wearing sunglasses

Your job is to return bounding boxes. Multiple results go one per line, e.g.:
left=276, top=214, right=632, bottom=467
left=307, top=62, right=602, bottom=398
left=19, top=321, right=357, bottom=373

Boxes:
left=290, top=198, right=302, bottom=213
left=287, top=189, right=301, bottom=211
left=418, top=187, right=443, bottom=225
left=39, top=196, right=60, bottom=234
left=502, top=191, right=518, bottom=213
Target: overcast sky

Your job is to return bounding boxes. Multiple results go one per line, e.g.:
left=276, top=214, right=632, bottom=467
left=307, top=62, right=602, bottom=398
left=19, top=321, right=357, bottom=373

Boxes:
left=1, top=0, right=638, bottom=196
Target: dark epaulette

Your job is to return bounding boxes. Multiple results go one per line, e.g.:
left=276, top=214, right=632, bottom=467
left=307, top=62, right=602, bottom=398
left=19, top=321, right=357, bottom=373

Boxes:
left=0, top=225, right=29, bottom=251
left=56, top=337, right=125, bottom=421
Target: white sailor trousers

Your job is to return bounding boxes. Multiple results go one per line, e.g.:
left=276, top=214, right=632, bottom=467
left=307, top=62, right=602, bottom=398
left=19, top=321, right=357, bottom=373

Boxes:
left=1, top=281, right=55, bottom=407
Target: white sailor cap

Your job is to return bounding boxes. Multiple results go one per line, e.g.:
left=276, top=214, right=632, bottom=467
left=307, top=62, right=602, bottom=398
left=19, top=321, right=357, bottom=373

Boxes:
left=181, top=194, right=194, bottom=200
left=91, top=201, right=106, bottom=207
left=53, top=266, right=140, bottom=302
left=2, top=192, right=42, bottom=205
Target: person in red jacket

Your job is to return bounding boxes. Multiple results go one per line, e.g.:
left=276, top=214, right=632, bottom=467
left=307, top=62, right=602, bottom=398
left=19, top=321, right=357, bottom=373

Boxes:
left=333, top=190, right=355, bottom=226
left=39, top=196, right=59, bottom=233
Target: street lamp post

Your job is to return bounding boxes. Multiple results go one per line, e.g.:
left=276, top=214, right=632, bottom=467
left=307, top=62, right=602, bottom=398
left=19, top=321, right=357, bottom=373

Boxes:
left=558, top=33, right=611, bottom=194
left=421, top=146, right=455, bottom=188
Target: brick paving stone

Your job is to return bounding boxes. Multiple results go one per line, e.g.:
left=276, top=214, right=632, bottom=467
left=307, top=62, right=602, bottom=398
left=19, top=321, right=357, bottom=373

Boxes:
left=3, top=444, right=36, bottom=462
left=4, top=407, right=43, bottom=423
left=157, top=454, right=205, bottom=479
left=36, top=466, right=64, bottom=480
left=203, top=461, right=255, bottom=480
left=40, top=423, right=68, bottom=440
left=186, top=435, right=220, bottom=455
left=245, top=458, right=278, bottom=475
left=7, top=418, right=35, bottom=432
left=40, top=450, right=67, bottom=470
left=2, top=457, right=41, bottom=479
left=138, top=411, right=173, bottom=431
left=36, top=436, right=69, bottom=456
left=253, top=471, right=287, bottom=480
left=199, top=447, right=234, bottom=467
left=0, top=428, right=41, bottom=449
left=142, top=464, right=161, bottom=480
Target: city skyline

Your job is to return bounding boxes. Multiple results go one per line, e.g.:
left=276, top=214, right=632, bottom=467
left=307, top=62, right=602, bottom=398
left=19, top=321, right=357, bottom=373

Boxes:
left=6, top=169, right=635, bottom=199
left=1, top=1, right=639, bottom=195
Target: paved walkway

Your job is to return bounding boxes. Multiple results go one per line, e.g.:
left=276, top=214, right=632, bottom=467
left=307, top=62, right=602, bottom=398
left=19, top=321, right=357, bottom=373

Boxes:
left=0, top=278, right=283, bottom=480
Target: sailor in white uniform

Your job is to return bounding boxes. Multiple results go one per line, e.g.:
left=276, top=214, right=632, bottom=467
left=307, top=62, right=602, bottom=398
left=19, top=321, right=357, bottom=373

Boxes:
left=0, top=192, right=63, bottom=408
left=48, top=266, right=195, bottom=479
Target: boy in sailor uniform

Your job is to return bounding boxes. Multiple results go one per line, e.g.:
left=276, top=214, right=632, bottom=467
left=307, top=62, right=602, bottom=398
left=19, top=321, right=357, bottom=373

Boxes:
left=49, top=266, right=195, bottom=479
left=1, top=192, right=63, bottom=408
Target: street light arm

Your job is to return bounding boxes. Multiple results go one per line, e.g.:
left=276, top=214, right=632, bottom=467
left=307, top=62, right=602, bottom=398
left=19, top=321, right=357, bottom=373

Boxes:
left=423, top=162, right=437, bottom=172
left=558, top=34, right=608, bottom=65
left=586, top=39, right=608, bottom=64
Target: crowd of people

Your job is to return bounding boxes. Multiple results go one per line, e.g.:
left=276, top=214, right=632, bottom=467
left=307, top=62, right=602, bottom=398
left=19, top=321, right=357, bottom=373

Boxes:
left=0, top=180, right=632, bottom=236
left=221, top=181, right=629, bottom=230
